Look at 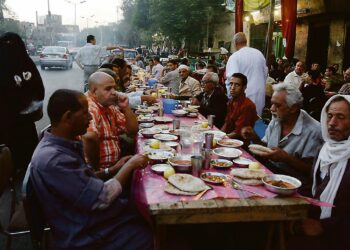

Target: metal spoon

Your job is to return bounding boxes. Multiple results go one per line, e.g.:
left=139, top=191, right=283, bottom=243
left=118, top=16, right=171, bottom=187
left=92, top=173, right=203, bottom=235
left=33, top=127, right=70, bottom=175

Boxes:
left=231, top=181, right=265, bottom=198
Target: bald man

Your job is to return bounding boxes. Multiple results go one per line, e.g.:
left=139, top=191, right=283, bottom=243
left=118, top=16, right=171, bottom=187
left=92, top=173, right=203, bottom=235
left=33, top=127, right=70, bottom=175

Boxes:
left=83, top=72, right=138, bottom=176
left=225, top=32, right=268, bottom=115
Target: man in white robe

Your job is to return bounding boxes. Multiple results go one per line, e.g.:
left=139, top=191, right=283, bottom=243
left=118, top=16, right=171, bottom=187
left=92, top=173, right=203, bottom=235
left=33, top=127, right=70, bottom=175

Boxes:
left=225, top=32, right=268, bottom=115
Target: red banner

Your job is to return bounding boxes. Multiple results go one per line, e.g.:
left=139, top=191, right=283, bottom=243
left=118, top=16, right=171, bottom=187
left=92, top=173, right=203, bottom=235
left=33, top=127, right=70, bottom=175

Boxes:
left=281, top=0, right=297, bottom=60
left=235, top=0, right=244, bottom=33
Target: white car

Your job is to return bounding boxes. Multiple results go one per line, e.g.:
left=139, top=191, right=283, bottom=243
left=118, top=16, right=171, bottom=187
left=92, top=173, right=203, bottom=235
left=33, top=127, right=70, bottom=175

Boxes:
left=39, top=46, right=73, bottom=70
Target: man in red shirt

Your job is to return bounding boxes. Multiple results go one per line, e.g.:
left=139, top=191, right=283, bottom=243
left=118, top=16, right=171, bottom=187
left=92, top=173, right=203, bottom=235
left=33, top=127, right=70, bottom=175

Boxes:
left=83, top=72, right=138, bottom=177
left=221, top=73, right=258, bottom=138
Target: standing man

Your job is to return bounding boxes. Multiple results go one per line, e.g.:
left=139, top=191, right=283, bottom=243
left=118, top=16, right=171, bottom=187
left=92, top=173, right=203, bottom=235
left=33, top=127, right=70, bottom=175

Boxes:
left=75, top=35, right=123, bottom=91
left=225, top=32, right=268, bottom=115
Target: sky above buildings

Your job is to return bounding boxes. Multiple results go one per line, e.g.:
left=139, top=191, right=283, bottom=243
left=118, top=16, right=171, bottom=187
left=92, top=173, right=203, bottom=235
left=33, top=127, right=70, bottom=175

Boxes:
left=5, top=0, right=123, bottom=28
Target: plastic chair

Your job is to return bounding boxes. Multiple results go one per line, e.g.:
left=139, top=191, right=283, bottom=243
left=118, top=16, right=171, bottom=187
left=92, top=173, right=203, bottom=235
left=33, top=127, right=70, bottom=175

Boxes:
left=0, top=144, right=31, bottom=250
left=22, top=165, right=50, bottom=250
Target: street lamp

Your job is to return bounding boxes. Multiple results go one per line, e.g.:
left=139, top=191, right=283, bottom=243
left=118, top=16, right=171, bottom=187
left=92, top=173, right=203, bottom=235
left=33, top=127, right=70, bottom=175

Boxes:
left=64, top=0, right=88, bottom=26
left=80, top=14, right=95, bottom=29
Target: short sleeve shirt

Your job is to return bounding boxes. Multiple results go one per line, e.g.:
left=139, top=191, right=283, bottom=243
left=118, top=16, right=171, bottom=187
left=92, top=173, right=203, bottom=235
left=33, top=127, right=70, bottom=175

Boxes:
left=86, top=92, right=126, bottom=168
left=75, top=43, right=108, bottom=66
left=262, top=110, right=323, bottom=176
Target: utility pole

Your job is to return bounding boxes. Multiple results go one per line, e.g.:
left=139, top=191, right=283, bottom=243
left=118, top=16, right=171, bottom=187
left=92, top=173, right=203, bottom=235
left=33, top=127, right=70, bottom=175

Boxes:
left=265, top=0, right=275, bottom=68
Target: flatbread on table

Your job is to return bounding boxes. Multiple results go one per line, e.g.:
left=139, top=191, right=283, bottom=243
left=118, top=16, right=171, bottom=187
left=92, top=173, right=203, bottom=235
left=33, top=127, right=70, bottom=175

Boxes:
left=230, top=168, right=267, bottom=180
left=248, top=144, right=273, bottom=156
left=164, top=182, right=199, bottom=196
left=168, top=174, right=207, bottom=192
left=232, top=176, right=263, bottom=186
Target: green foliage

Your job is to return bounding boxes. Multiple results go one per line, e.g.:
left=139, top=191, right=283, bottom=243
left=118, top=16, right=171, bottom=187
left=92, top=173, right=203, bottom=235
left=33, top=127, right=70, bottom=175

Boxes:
left=118, top=0, right=224, bottom=50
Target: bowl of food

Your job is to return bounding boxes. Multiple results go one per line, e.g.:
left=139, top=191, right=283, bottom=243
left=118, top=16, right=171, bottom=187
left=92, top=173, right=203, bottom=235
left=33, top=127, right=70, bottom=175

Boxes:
left=217, top=139, right=243, bottom=148
left=164, top=141, right=180, bottom=149
left=139, top=122, right=155, bottom=129
left=138, top=115, right=154, bottom=123
left=145, top=150, right=175, bottom=162
left=168, top=155, right=192, bottom=172
left=210, top=159, right=233, bottom=169
left=154, top=116, right=173, bottom=123
left=139, top=128, right=162, bottom=138
left=248, top=144, right=273, bottom=156
left=187, top=112, right=198, bottom=118
left=232, top=157, right=254, bottom=168
left=200, top=172, right=227, bottom=184
left=213, top=147, right=242, bottom=159
left=151, top=164, right=173, bottom=175
left=172, top=109, right=188, bottom=117
left=153, top=134, right=178, bottom=141
left=262, top=174, right=301, bottom=196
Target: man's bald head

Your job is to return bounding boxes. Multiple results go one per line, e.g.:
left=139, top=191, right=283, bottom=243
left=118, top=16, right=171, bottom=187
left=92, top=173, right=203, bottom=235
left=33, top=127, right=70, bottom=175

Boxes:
left=233, top=32, right=247, bottom=50
left=88, top=72, right=117, bottom=107
left=88, top=71, right=115, bottom=90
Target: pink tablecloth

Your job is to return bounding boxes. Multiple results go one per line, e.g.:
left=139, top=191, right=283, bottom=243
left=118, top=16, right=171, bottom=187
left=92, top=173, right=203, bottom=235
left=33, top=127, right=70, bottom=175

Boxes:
left=132, top=113, right=277, bottom=213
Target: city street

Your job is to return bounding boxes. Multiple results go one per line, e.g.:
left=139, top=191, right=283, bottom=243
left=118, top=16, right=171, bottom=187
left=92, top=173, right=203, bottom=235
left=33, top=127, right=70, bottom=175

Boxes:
left=34, top=63, right=84, bottom=133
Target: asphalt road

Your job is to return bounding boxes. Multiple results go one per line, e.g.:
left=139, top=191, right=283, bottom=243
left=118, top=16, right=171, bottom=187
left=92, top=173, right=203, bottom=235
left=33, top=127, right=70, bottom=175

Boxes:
left=35, top=63, right=84, bottom=133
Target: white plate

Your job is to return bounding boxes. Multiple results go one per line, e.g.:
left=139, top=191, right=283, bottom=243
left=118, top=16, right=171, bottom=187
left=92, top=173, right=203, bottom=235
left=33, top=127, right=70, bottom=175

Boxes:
left=139, top=128, right=162, bottom=138
left=153, top=134, right=178, bottom=141
left=213, top=147, right=242, bottom=159
left=188, top=105, right=200, bottom=109
left=217, top=139, right=243, bottom=148
left=145, top=150, right=175, bottom=161
left=154, top=116, right=173, bottom=123
left=172, top=109, right=188, bottom=116
left=203, top=130, right=226, bottom=139
left=139, top=122, right=154, bottom=128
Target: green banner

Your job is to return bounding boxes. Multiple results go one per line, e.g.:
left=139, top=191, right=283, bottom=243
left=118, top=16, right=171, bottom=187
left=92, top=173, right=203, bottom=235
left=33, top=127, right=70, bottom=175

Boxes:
left=244, top=0, right=270, bottom=11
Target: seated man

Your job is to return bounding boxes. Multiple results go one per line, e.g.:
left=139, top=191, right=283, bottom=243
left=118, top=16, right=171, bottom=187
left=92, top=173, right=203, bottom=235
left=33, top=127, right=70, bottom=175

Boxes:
left=192, top=72, right=228, bottom=128
left=338, top=67, right=350, bottom=95
left=242, top=83, right=323, bottom=183
left=175, top=64, right=201, bottom=100
left=83, top=72, right=139, bottom=171
left=287, top=95, right=350, bottom=250
left=221, top=73, right=258, bottom=138
left=160, top=59, right=181, bottom=94
left=28, top=89, right=153, bottom=250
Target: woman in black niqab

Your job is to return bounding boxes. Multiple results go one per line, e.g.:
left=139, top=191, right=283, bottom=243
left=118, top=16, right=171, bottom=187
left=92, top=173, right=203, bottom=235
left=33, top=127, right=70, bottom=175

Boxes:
left=0, top=32, right=45, bottom=173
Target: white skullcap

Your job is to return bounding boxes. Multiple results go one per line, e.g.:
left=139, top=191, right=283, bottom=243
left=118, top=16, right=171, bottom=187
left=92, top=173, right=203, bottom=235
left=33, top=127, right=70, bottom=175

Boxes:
left=220, top=47, right=228, bottom=54
left=178, top=64, right=189, bottom=71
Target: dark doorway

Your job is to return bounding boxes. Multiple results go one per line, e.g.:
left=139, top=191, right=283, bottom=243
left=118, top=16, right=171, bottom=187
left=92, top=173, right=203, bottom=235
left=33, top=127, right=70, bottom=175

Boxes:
left=306, top=23, right=330, bottom=71
left=343, top=23, right=350, bottom=71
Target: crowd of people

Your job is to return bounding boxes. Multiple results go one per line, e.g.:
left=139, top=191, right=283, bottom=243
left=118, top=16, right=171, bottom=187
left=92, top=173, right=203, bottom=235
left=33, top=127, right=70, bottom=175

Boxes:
left=0, top=30, right=349, bottom=250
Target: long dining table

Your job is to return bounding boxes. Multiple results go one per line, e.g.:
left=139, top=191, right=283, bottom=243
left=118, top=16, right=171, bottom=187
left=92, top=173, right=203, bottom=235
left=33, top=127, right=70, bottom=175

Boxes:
left=131, top=112, right=309, bottom=250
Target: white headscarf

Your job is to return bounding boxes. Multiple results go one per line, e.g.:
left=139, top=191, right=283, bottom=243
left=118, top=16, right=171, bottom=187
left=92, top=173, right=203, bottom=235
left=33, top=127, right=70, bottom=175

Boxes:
left=312, top=95, right=350, bottom=219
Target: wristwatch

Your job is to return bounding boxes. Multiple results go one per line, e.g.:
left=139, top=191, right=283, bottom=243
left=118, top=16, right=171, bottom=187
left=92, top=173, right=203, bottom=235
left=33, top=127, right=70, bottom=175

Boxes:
left=104, top=168, right=110, bottom=176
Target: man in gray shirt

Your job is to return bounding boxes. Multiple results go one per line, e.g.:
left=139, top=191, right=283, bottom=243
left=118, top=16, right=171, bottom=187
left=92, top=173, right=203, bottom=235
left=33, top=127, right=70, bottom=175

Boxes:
left=160, top=59, right=181, bottom=94
left=242, top=83, right=323, bottom=183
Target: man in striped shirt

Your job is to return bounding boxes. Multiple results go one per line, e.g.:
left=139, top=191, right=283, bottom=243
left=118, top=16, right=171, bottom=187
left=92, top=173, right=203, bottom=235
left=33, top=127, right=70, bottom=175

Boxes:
left=83, top=72, right=138, bottom=177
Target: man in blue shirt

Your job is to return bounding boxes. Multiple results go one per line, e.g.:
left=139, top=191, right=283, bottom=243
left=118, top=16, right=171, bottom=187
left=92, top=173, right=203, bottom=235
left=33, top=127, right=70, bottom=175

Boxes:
left=28, top=89, right=153, bottom=250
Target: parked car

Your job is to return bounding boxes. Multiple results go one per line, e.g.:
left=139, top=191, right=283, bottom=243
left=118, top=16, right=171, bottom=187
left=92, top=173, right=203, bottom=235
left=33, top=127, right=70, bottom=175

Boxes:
left=111, top=48, right=138, bottom=65
left=39, top=46, right=73, bottom=70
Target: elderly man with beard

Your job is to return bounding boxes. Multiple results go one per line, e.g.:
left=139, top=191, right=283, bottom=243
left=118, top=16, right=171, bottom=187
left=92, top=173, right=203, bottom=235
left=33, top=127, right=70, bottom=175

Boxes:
left=241, top=83, right=323, bottom=184
left=176, top=64, right=202, bottom=100
left=287, top=95, right=350, bottom=250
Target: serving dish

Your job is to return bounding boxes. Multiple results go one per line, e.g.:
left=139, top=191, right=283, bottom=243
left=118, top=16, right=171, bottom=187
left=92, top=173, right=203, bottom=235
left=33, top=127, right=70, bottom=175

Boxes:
left=232, top=157, right=254, bottom=168
left=154, top=116, right=173, bottom=123
left=200, top=172, right=227, bottom=184
left=217, top=139, right=243, bottom=148
left=151, top=164, right=173, bottom=174
left=139, top=122, right=155, bottom=129
left=145, top=150, right=175, bottom=161
left=262, top=174, right=301, bottom=196
left=172, top=109, right=188, bottom=117
left=153, top=134, right=178, bottom=141
left=168, top=155, right=192, bottom=172
left=139, top=128, right=162, bottom=138
left=213, top=147, right=242, bottom=159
